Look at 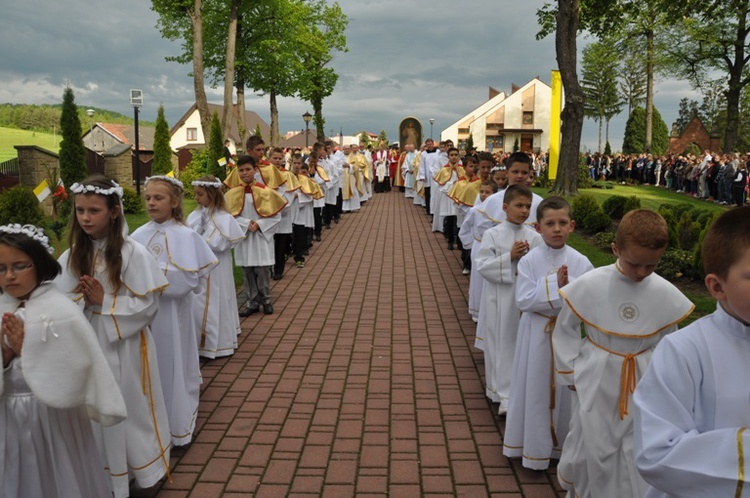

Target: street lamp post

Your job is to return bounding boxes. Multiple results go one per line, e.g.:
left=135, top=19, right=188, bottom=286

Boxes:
left=86, top=109, right=95, bottom=150
left=429, top=118, right=435, bottom=140
left=303, top=111, right=312, bottom=149
left=130, top=90, right=143, bottom=195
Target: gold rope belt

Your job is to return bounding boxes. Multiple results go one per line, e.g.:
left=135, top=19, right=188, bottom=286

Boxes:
left=535, top=312, right=559, bottom=447
left=586, top=336, right=649, bottom=420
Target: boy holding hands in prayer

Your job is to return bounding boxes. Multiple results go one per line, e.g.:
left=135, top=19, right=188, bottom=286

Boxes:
left=475, top=184, right=542, bottom=414
left=503, top=196, right=594, bottom=470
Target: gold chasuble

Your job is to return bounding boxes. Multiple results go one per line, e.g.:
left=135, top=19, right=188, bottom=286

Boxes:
left=297, top=174, right=325, bottom=200
left=225, top=182, right=288, bottom=217
left=393, top=153, right=404, bottom=187
left=223, top=167, right=243, bottom=189
left=433, top=164, right=466, bottom=186
left=257, top=164, right=286, bottom=190
left=315, top=166, right=330, bottom=183
left=280, top=169, right=301, bottom=192
left=347, top=153, right=365, bottom=195
left=448, top=177, right=481, bottom=207
left=412, top=154, right=424, bottom=198
left=341, top=167, right=355, bottom=200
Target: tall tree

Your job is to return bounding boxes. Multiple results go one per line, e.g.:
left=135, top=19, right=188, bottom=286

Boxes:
left=152, top=105, right=173, bottom=175
left=618, top=53, right=647, bottom=115
left=661, top=0, right=750, bottom=152
left=581, top=39, right=622, bottom=153
left=622, top=106, right=669, bottom=155
left=672, top=98, right=700, bottom=136
left=59, top=87, right=87, bottom=187
left=152, top=0, right=211, bottom=140
left=208, top=111, right=225, bottom=179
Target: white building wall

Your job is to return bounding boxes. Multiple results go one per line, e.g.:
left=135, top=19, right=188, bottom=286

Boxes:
left=170, top=110, right=206, bottom=151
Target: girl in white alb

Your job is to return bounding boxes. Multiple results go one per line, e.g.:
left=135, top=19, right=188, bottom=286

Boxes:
left=132, top=176, right=218, bottom=447
left=187, top=176, right=245, bottom=359
left=0, top=224, right=127, bottom=497
left=57, top=175, right=172, bottom=497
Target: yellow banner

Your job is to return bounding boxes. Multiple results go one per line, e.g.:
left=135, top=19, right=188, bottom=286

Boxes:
left=549, top=70, right=562, bottom=180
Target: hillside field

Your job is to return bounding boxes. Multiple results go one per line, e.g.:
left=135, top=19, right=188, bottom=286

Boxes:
left=0, top=127, right=61, bottom=162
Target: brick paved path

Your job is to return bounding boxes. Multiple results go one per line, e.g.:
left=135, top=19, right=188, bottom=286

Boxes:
left=155, top=191, right=564, bottom=497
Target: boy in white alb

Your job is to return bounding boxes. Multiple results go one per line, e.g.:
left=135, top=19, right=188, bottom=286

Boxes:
left=503, top=197, right=594, bottom=470
left=634, top=206, right=750, bottom=498
left=226, top=155, right=288, bottom=316
left=553, top=210, right=694, bottom=498
left=475, top=184, right=542, bottom=414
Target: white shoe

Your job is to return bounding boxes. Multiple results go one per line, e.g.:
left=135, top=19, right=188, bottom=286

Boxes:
left=462, top=268, right=470, bottom=275
left=471, top=316, right=478, bottom=323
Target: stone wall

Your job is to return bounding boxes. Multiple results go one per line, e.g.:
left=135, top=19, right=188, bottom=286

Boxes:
left=104, top=153, right=134, bottom=187
left=14, top=146, right=59, bottom=215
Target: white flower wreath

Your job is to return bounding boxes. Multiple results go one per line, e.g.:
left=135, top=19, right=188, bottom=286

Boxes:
left=146, top=175, right=184, bottom=190
left=191, top=179, right=223, bottom=189
left=70, top=180, right=124, bottom=198
left=0, top=224, right=54, bottom=254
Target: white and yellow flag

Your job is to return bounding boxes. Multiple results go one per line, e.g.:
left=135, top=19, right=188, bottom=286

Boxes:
left=34, top=179, right=51, bottom=202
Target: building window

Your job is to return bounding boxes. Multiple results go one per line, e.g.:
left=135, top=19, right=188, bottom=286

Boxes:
left=186, top=128, right=198, bottom=141
left=486, top=135, right=504, bottom=152
left=522, top=112, right=534, bottom=125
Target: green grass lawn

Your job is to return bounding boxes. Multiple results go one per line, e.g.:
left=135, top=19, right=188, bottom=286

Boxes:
left=0, top=127, right=61, bottom=162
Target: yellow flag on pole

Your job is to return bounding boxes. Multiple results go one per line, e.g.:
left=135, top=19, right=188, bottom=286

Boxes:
left=166, top=170, right=175, bottom=178
left=549, top=70, right=563, bottom=180
left=34, top=179, right=51, bottom=202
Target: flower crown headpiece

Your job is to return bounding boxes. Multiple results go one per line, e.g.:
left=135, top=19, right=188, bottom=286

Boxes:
left=146, top=175, right=184, bottom=190
left=0, top=224, right=54, bottom=254
left=490, top=165, right=507, bottom=173
left=70, top=180, right=124, bottom=198
left=191, top=179, right=223, bottom=189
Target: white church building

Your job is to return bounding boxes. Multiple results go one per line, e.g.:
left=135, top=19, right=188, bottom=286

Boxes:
left=441, top=77, right=552, bottom=154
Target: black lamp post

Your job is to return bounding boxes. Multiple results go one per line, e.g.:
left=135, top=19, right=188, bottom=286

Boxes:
left=303, top=111, right=312, bottom=148
left=130, top=89, right=143, bottom=195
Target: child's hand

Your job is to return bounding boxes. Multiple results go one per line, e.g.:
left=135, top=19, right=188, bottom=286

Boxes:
left=80, top=275, right=104, bottom=307
left=510, top=240, right=530, bottom=260
left=248, top=221, right=260, bottom=233
left=557, top=265, right=569, bottom=287
left=2, top=312, right=24, bottom=355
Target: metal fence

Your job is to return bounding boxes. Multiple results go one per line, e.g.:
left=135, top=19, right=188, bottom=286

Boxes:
left=0, top=157, right=20, bottom=192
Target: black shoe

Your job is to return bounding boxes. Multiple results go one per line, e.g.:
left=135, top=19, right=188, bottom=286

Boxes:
left=264, top=303, right=274, bottom=315
left=333, top=217, right=340, bottom=224
left=303, top=249, right=310, bottom=255
left=272, top=272, right=283, bottom=280
left=324, top=224, right=331, bottom=230
left=239, top=306, right=260, bottom=317
left=448, top=243, right=454, bottom=251
left=315, top=234, right=322, bottom=242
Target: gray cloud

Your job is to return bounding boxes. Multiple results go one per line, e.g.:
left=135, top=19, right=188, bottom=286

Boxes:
left=0, top=0, right=699, bottom=151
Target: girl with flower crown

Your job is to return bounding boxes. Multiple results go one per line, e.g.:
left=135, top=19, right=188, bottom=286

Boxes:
left=132, top=176, right=217, bottom=448
left=0, top=224, right=127, bottom=497
left=56, top=174, right=172, bottom=497
left=186, top=175, right=244, bottom=359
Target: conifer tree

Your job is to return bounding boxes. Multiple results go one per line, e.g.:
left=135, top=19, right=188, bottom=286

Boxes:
left=151, top=105, right=173, bottom=175
left=208, top=112, right=225, bottom=179
left=59, top=87, right=87, bottom=187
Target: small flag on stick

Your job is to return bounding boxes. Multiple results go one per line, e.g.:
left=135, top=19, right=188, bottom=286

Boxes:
left=34, top=179, right=51, bottom=202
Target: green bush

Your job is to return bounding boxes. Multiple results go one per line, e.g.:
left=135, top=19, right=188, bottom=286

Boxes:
left=661, top=210, right=680, bottom=249
left=602, top=195, right=629, bottom=220
left=623, top=195, right=641, bottom=213
left=571, top=194, right=600, bottom=228
left=657, top=248, right=698, bottom=280
left=593, top=230, right=616, bottom=251
left=692, top=211, right=721, bottom=276
left=683, top=143, right=701, bottom=157
left=659, top=202, right=693, bottom=221
left=578, top=159, right=594, bottom=188
left=582, top=209, right=613, bottom=233
left=121, top=187, right=143, bottom=214
left=693, top=209, right=714, bottom=228
left=0, top=186, right=45, bottom=226
left=677, top=212, right=701, bottom=251
left=179, top=149, right=212, bottom=199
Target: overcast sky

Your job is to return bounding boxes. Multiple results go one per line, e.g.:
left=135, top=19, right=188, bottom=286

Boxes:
left=1, top=0, right=698, bottom=152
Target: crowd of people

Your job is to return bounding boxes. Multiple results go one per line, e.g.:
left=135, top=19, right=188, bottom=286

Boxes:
left=586, top=149, right=750, bottom=206
left=3, top=133, right=750, bottom=498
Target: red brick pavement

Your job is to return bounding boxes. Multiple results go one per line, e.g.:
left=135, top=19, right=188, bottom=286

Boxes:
left=154, top=191, right=564, bottom=497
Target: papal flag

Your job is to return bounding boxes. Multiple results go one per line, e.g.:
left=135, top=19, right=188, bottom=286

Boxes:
left=34, top=179, right=51, bottom=202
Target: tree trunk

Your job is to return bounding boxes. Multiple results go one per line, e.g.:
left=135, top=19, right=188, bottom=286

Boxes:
left=190, top=0, right=211, bottom=141
left=236, top=76, right=246, bottom=151
left=269, top=88, right=279, bottom=146
left=723, top=5, right=748, bottom=152
left=221, top=0, right=240, bottom=135
left=598, top=118, right=603, bottom=153
left=606, top=118, right=610, bottom=146
left=644, top=16, right=654, bottom=152
left=313, top=91, right=325, bottom=143
left=552, top=0, right=585, bottom=196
